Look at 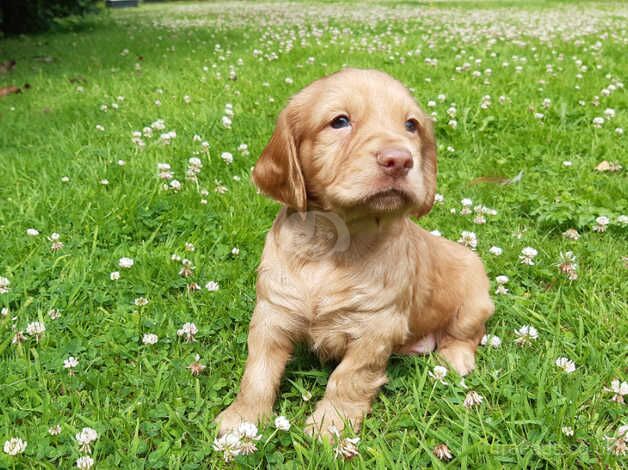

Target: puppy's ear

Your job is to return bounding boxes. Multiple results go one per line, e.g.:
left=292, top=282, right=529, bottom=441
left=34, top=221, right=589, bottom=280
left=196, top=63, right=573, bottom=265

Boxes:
left=413, top=115, right=437, bottom=218
left=252, top=108, right=307, bottom=211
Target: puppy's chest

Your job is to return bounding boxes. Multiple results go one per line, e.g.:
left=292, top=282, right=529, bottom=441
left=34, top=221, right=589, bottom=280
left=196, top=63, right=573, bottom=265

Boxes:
left=280, top=259, right=405, bottom=321
left=294, top=260, right=353, bottom=317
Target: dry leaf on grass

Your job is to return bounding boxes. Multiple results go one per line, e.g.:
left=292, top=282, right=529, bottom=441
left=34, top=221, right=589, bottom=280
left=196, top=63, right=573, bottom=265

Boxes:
left=0, top=86, right=21, bottom=97
left=595, top=161, right=622, bottom=172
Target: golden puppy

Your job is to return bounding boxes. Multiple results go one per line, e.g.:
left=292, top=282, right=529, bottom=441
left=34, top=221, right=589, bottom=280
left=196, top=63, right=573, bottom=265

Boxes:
left=217, top=68, right=494, bottom=438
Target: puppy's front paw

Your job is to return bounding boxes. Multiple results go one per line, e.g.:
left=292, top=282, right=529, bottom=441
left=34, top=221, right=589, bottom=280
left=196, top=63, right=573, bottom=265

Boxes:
left=438, top=343, right=476, bottom=376
left=304, top=400, right=362, bottom=440
left=215, top=402, right=268, bottom=436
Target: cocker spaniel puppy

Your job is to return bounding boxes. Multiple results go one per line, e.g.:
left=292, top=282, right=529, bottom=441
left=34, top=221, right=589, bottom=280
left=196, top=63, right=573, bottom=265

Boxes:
left=217, top=68, right=494, bottom=439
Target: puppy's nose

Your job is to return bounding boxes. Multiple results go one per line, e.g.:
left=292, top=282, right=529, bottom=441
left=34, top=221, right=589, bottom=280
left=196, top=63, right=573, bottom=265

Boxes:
left=376, top=148, right=413, bottom=177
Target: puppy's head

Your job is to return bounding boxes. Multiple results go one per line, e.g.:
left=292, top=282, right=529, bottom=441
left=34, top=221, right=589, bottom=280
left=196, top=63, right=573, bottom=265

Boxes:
left=253, top=68, right=437, bottom=218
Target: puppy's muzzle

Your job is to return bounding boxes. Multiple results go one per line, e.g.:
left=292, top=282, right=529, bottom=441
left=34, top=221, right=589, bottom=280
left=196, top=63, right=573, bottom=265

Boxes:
left=376, top=148, right=413, bottom=178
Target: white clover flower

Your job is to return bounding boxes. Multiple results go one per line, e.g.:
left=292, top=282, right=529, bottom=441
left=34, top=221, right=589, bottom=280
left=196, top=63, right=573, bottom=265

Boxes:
left=555, top=357, right=576, bottom=373
left=48, top=425, right=61, bottom=436
left=604, top=108, right=616, bottom=119
left=26, top=321, right=45, bottom=340
left=110, top=271, right=120, bottom=281
left=616, top=127, right=624, bottom=136
left=189, top=157, right=202, bottom=168
left=231, top=247, right=240, bottom=256
left=134, top=297, right=149, bottom=307
left=429, top=365, right=448, bottom=384
left=48, top=232, right=64, bottom=251
left=606, top=424, right=628, bottom=455
left=605, top=379, right=628, bottom=403
left=519, top=246, right=538, bottom=265
left=11, top=331, right=25, bottom=345
left=514, top=325, right=538, bottom=345
left=235, top=422, right=261, bottom=455
left=169, top=179, right=182, bottom=191
left=433, top=443, right=453, bottom=461
left=593, top=216, right=610, bottom=232
left=221, top=152, right=233, bottom=164
left=481, top=334, right=501, bottom=348
left=48, top=309, right=61, bottom=320
left=335, top=436, right=360, bottom=460
left=558, top=251, right=578, bottom=280
left=75, top=427, right=98, bottom=454
left=205, top=281, right=220, bottom=292
left=26, top=228, right=39, bottom=236
left=238, top=422, right=261, bottom=441
left=458, top=231, right=478, bottom=250
left=76, top=456, right=94, bottom=469
left=142, top=333, right=158, bottom=345
left=238, top=143, right=249, bottom=155
left=434, top=193, right=444, bottom=203
left=0, top=276, right=10, bottom=294
left=494, top=275, right=509, bottom=294
left=562, top=426, right=574, bottom=437
left=592, top=116, right=604, bottom=128
left=64, top=356, right=79, bottom=369
left=213, top=431, right=241, bottom=462
left=119, top=257, right=134, bottom=268
left=188, top=354, right=206, bottom=376
left=562, top=229, right=580, bottom=240
left=177, top=322, right=198, bottom=342
left=222, top=116, right=232, bottom=128
left=489, top=246, right=503, bottom=256
left=463, top=390, right=483, bottom=408
left=3, top=437, right=27, bottom=456
left=274, top=416, right=291, bottom=431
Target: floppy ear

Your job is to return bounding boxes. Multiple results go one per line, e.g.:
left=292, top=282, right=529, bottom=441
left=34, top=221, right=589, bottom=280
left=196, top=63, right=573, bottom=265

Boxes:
left=412, top=115, right=437, bottom=218
left=252, top=108, right=307, bottom=211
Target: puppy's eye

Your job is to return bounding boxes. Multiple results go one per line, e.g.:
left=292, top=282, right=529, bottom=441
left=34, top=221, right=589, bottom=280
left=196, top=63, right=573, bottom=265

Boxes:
left=405, top=119, right=419, bottom=133
left=330, top=115, right=351, bottom=129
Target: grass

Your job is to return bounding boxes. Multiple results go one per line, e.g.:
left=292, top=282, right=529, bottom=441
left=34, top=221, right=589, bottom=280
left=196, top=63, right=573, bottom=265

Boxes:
left=0, top=0, right=626, bottom=468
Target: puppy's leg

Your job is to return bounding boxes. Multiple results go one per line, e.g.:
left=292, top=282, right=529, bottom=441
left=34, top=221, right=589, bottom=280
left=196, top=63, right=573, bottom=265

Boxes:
left=216, top=307, right=298, bottom=435
left=305, top=338, right=391, bottom=440
left=438, top=292, right=494, bottom=376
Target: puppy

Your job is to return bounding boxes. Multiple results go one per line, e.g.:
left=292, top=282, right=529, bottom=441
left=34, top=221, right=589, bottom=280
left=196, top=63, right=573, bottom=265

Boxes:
left=217, top=68, right=494, bottom=439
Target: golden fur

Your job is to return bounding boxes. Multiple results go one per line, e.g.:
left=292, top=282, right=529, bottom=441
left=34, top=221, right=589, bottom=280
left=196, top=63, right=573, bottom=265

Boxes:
left=216, top=68, right=494, bottom=438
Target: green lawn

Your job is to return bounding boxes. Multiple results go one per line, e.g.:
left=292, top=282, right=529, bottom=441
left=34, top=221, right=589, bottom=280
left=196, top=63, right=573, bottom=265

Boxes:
left=1, top=1, right=626, bottom=468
